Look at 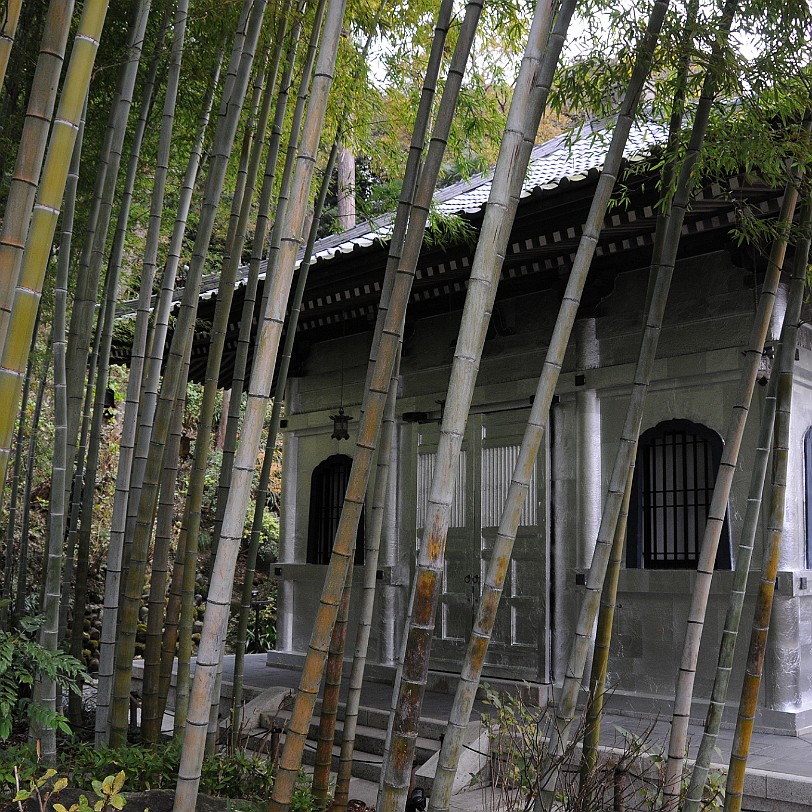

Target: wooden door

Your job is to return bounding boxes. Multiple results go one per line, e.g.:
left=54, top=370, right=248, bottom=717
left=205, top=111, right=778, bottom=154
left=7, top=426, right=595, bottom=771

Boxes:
left=413, top=408, right=549, bottom=682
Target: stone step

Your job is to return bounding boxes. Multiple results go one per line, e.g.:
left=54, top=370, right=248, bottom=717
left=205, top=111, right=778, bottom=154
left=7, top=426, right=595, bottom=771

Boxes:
left=251, top=705, right=444, bottom=793
left=304, top=719, right=440, bottom=764
left=297, top=736, right=437, bottom=794
left=259, top=700, right=449, bottom=741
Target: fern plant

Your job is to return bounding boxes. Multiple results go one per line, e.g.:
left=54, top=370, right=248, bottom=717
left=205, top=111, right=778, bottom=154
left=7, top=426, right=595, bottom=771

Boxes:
left=0, top=613, right=88, bottom=741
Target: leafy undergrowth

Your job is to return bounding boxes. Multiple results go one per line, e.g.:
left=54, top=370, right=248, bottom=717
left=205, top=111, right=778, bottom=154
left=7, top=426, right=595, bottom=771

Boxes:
left=1, top=742, right=321, bottom=811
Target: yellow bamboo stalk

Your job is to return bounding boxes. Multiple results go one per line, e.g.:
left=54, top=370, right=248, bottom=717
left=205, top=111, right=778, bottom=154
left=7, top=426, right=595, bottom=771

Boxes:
left=684, top=150, right=808, bottom=810
left=0, top=0, right=22, bottom=95
left=723, top=199, right=812, bottom=812
left=0, top=0, right=75, bottom=357
left=0, top=0, right=108, bottom=491
left=579, top=466, right=633, bottom=788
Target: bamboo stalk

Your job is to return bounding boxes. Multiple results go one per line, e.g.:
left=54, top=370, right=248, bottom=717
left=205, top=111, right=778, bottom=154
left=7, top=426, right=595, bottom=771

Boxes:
left=35, top=115, right=75, bottom=758
left=151, top=53, right=224, bottom=727
left=107, top=0, right=268, bottom=748
left=579, top=464, right=634, bottom=787
left=1, top=318, right=39, bottom=625
left=0, top=0, right=75, bottom=357
left=333, top=359, right=400, bottom=808
left=0, top=0, right=23, bottom=92
left=15, top=336, right=48, bottom=621
left=141, top=386, right=186, bottom=744
left=723, top=199, right=812, bottom=812
left=229, top=135, right=339, bottom=747
left=173, top=46, right=270, bottom=738
left=63, top=0, right=152, bottom=496
left=538, top=8, right=735, bottom=809
left=208, top=0, right=300, bottom=570
left=270, top=2, right=483, bottom=807
left=66, top=355, right=96, bottom=728
left=684, top=158, right=808, bottom=811
left=0, top=0, right=109, bottom=515
left=311, top=562, right=352, bottom=801
left=174, top=0, right=349, bottom=805
left=55, top=101, right=85, bottom=725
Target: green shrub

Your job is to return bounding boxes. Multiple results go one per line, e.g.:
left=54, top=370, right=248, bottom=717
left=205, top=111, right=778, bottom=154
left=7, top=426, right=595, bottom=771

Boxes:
left=0, top=614, right=88, bottom=741
left=7, top=741, right=326, bottom=809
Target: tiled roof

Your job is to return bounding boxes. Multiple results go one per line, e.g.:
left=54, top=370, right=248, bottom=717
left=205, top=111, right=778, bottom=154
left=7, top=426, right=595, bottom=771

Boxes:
left=297, top=118, right=665, bottom=272
left=122, top=117, right=665, bottom=311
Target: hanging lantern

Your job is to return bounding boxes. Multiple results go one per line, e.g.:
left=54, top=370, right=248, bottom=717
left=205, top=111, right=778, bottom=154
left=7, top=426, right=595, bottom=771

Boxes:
left=330, top=407, right=351, bottom=440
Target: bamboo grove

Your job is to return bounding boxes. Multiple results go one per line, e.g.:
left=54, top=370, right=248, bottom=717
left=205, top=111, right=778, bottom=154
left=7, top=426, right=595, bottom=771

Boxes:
left=0, top=1, right=811, bottom=811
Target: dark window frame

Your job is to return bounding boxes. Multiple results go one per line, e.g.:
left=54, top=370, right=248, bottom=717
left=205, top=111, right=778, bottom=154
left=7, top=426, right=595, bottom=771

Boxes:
left=307, top=454, right=365, bottom=566
left=627, top=419, right=732, bottom=570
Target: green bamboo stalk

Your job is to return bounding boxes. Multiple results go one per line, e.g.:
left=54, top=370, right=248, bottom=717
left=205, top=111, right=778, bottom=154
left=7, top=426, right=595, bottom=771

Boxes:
left=54, top=98, right=85, bottom=722
left=141, top=386, right=186, bottom=744
left=1, top=317, right=39, bottom=625
left=107, top=0, right=268, bottom=750
left=684, top=160, right=808, bottom=811
left=208, top=0, right=303, bottom=562
left=34, top=120, right=77, bottom=759
left=151, top=52, right=224, bottom=726
left=0, top=0, right=108, bottom=520
left=311, top=562, right=352, bottom=801
left=0, top=0, right=22, bottom=92
left=66, top=367, right=95, bottom=728
left=173, top=47, right=270, bottom=737
left=723, top=200, right=812, bottom=812
left=579, top=463, right=634, bottom=787
left=15, top=335, right=48, bottom=621
left=538, top=9, right=735, bottom=811
left=0, top=0, right=75, bottom=357
left=94, top=33, right=223, bottom=746
left=580, top=4, right=697, bottom=779
left=63, top=0, right=152, bottom=487
left=174, top=0, right=348, bottom=805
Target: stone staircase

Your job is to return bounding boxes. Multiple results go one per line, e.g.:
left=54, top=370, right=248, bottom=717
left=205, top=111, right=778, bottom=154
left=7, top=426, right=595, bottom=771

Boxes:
left=257, top=698, right=446, bottom=792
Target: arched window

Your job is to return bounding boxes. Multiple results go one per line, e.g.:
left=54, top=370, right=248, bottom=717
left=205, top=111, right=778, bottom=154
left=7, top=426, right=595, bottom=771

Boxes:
left=307, top=454, right=365, bottom=566
left=627, top=420, right=731, bottom=570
